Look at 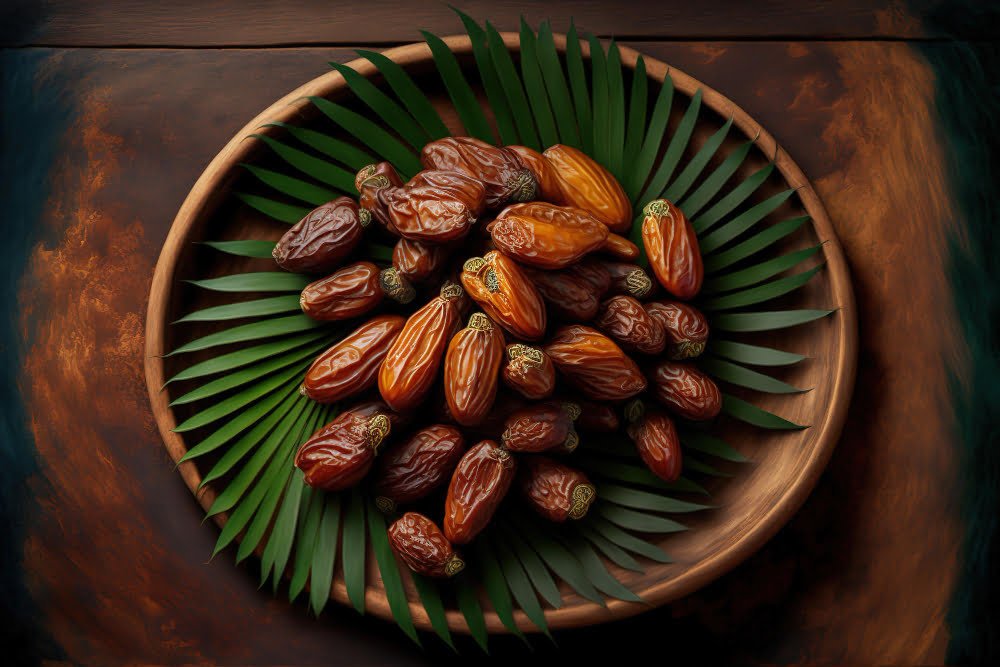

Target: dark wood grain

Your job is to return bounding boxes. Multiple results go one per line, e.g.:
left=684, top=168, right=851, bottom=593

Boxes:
left=3, top=0, right=939, bottom=46
left=15, top=40, right=957, bottom=664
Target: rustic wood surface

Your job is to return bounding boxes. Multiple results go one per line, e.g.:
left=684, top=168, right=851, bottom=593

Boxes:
left=9, top=2, right=961, bottom=664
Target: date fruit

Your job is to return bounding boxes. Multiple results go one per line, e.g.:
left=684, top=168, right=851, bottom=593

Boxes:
left=544, top=325, right=647, bottom=401
left=387, top=512, right=465, bottom=578
left=381, top=170, right=486, bottom=242
left=518, top=457, right=596, bottom=522
left=392, top=237, right=449, bottom=284
left=444, top=313, right=505, bottom=426
left=302, top=314, right=405, bottom=404
left=300, top=262, right=415, bottom=321
left=374, top=425, right=465, bottom=512
left=420, top=136, right=536, bottom=207
left=649, top=360, right=722, bottom=421
left=566, top=258, right=612, bottom=296
left=602, top=261, right=655, bottom=300
left=490, top=202, right=609, bottom=269
left=501, top=402, right=577, bottom=453
left=542, top=144, right=632, bottom=232
left=444, top=440, right=517, bottom=544
left=506, top=144, right=564, bottom=204
left=575, top=400, right=620, bottom=432
left=460, top=251, right=546, bottom=340
left=379, top=281, right=464, bottom=412
left=600, top=233, right=641, bottom=262
left=626, top=407, right=683, bottom=482
left=645, top=301, right=710, bottom=360
left=523, top=267, right=601, bottom=321
left=502, top=344, right=556, bottom=400
left=273, top=196, right=364, bottom=273
left=295, top=402, right=398, bottom=491
left=641, top=199, right=703, bottom=299
left=355, top=162, right=404, bottom=233
left=595, top=295, right=667, bottom=355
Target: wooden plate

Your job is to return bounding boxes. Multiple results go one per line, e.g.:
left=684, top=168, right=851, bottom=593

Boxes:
left=144, top=33, right=857, bottom=633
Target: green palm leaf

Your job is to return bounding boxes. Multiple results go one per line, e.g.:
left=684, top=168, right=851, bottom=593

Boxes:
left=698, top=189, right=797, bottom=254
left=328, top=61, right=429, bottom=151
left=165, top=331, right=328, bottom=384
left=680, top=138, right=756, bottom=218
left=564, top=21, right=593, bottom=154
left=289, top=486, right=325, bottom=601
left=241, top=163, right=337, bottom=205
left=452, top=10, right=517, bottom=145
left=535, top=21, right=580, bottom=147
left=565, top=535, right=642, bottom=602
left=518, top=18, right=559, bottom=149
left=200, top=239, right=277, bottom=258
left=701, top=265, right=824, bottom=311
left=499, top=523, right=563, bottom=609
left=263, top=121, right=375, bottom=171
left=707, top=339, right=806, bottom=367
left=261, top=470, right=306, bottom=589
left=587, top=516, right=672, bottom=563
left=411, top=574, right=456, bottom=650
left=605, top=40, right=626, bottom=180
left=488, top=536, right=548, bottom=637
left=703, top=245, right=823, bottom=294
left=587, top=35, right=610, bottom=168
left=250, top=134, right=355, bottom=193
left=368, top=503, right=420, bottom=644
left=455, top=577, right=490, bottom=653
left=639, top=89, right=702, bottom=206
left=422, top=30, right=494, bottom=143
left=680, top=430, right=749, bottom=462
left=597, top=504, right=687, bottom=533
left=711, top=309, right=834, bottom=332
left=663, top=117, right=733, bottom=202
left=486, top=22, right=540, bottom=150
left=342, top=486, right=367, bottom=613
left=723, top=394, right=806, bottom=430
left=703, top=215, right=812, bottom=273
left=310, top=494, right=341, bottom=616
left=692, top=162, right=775, bottom=233
left=598, top=484, right=713, bottom=513
left=628, top=71, right=674, bottom=201
left=519, top=521, right=604, bottom=605
left=236, top=193, right=310, bottom=223
left=354, top=50, right=450, bottom=140
left=578, top=523, right=643, bottom=573
left=174, top=295, right=303, bottom=323
left=185, top=272, right=309, bottom=294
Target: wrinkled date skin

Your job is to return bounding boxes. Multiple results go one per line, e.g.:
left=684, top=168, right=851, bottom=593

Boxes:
left=523, top=267, right=600, bottom=321
left=381, top=170, right=487, bottom=242
left=641, top=199, right=704, bottom=299
left=506, top=144, right=564, bottom=204
left=650, top=360, right=722, bottom=421
left=542, top=144, right=632, bottom=232
left=355, top=162, right=404, bottom=233
left=595, top=295, right=667, bottom=355
left=602, top=261, right=656, bottom=300
left=444, top=313, right=505, bottom=426
left=646, top=301, right=710, bottom=360
left=421, top=137, right=537, bottom=208
left=544, top=325, right=647, bottom=401
left=502, top=344, right=556, bottom=400
left=273, top=196, right=364, bottom=274
left=501, top=402, right=577, bottom=453
left=295, top=403, right=397, bottom=491
left=387, top=512, right=465, bottom=578
left=379, top=282, right=464, bottom=412
left=374, top=425, right=465, bottom=511
left=566, top=258, right=612, bottom=296
left=444, top=440, right=517, bottom=544
left=392, top=237, right=449, bottom=284
left=627, top=409, right=683, bottom=482
left=302, top=314, right=405, bottom=404
left=490, top=202, right=609, bottom=269
left=300, top=262, right=414, bottom=321
left=460, top=251, right=547, bottom=340
left=600, top=233, right=640, bottom=262
left=518, top=456, right=596, bottom=522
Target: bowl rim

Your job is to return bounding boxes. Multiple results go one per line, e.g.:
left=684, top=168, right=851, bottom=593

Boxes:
left=144, top=32, right=858, bottom=634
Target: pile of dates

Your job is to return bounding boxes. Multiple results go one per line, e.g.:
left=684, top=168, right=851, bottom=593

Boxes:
left=274, top=137, right=720, bottom=578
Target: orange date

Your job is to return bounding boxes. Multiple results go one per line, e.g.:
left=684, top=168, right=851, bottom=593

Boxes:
left=641, top=199, right=703, bottom=299
left=444, top=313, right=505, bottom=426
left=544, top=325, right=647, bottom=401
left=444, top=440, right=516, bottom=544
left=460, top=251, right=547, bottom=340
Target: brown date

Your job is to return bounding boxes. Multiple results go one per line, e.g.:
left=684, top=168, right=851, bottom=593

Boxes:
left=501, top=402, right=577, bottom=453
left=374, top=425, right=465, bottom=512
left=392, top=237, right=449, bottom=283
left=646, top=301, right=710, bottom=360
left=294, top=402, right=398, bottom=491
left=600, top=233, right=641, bottom=262
left=595, top=295, right=667, bottom=355
left=506, top=144, right=564, bottom=204
left=502, top=344, right=556, bottom=400
left=490, top=202, right=609, bottom=269
left=544, top=325, right=647, bottom=401
left=381, top=170, right=487, bottom=242
left=387, top=512, right=465, bottom=578
left=518, top=457, right=596, bottom=522
left=602, top=261, right=656, bottom=300
left=378, top=281, right=464, bottom=412
left=566, top=258, right=612, bottom=296
left=626, top=407, right=683, bottom=482
left=273, top=196, right=364, bottom=273
left=355, top=162, right=404, bottom=233
left=523, top=267, right=600, bottom=321
left=641, top=199, right=704, bottom=299
left=444, top=313, right=505, bottom=427
left=542, top=144, right=632, bottom=232
left=460, top=251, right=546, bottom=340
left=444, top=440, right=517, bottom=544
left=420, top=136, right=536, bottom=208
left=302, top=314, right=405, bottom=404
left=300, top=262, right=415, bottom=321
left=649, top=360, right=722, bottom=421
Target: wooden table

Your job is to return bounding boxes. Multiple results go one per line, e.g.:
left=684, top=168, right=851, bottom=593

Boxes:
left=1, top=2, right=972, bottom=663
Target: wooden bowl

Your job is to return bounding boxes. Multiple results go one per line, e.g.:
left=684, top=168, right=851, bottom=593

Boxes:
left=144, top=33, right=857, bottom=633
